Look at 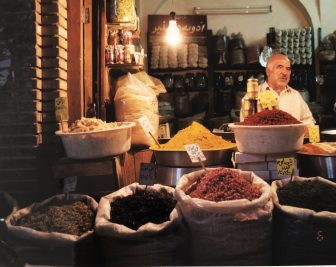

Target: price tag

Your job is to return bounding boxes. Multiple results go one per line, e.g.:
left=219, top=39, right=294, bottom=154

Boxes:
left=184, top=144, right=206, bottom=163
left=258, top=91, right=278, bottom=110
left=55, top=97, right=69, bottom=121
left=63, top=176, right=77, bottom=192
left=308, top=125, right=320, bottom=143
left=138, top=115, right=155, bottom=135
left=276, top=157, right=295, bottom=176
left=139, top=163, right=156, bottom=185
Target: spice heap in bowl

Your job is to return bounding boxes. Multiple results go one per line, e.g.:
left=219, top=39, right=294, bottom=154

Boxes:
left=229, top=109, right=308, bottom=154
left=150, top=121, right=236, bottom=167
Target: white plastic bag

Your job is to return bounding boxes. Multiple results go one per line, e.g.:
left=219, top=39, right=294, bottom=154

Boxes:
left=114, top=73, right=159, bottom=146
left=133, top=71, right=166, bottom=95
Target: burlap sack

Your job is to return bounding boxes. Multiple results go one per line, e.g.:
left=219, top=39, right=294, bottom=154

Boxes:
left=95, top=183, right=189, bottom=266
left=5, top=194, right=98, bottom=266
left=175, top=168, right=273, bottom=266
left=272, top=176, right=336, bottom=265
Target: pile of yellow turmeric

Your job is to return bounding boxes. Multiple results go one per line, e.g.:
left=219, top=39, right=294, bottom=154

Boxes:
left=153, top=121, right=235, bottom=150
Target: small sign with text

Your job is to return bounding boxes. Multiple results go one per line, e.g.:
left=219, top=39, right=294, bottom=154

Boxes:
left=308, top=125, right=320, bottom=143
left=55, top=97, right=69, bottom=121
left=139, top=163, right=156, bottom=185
left=184, top=144, right=206, bottom=163
left=276, top=157, right=295, bottom=176
left=258, top=91, right=278, bottom=110
left=138, top=115, right=155, bottom=135
left=63, top=176, right=77, bottom=193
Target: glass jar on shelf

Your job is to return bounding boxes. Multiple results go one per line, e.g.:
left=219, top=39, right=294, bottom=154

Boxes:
left=195, top=73, right=208, bottom=90
left=163, top=74, right=174, bottom=92
left=173, top=74, right=185, bottom=90
left=184, top=73, right=195, bottom=91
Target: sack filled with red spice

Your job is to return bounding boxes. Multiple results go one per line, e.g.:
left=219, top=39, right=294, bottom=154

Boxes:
left=175, top=167, right=273, bottom=266
left=239, top=109, right=301, bottom=125
left=186, top=168, right=262, bottom=202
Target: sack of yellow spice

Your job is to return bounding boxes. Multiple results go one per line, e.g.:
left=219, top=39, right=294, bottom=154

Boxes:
left=151, top=121, right=236, bottom=150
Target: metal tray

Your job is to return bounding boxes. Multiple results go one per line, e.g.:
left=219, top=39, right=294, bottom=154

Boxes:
left=152, top=147, right=236, bottom=167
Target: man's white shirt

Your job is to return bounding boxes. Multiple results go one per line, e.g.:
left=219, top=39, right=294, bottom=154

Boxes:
left=258, top=82, right=316, bottom=125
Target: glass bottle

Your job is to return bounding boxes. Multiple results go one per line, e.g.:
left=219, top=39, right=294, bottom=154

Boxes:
left=241, top=78, right=260, bottom=119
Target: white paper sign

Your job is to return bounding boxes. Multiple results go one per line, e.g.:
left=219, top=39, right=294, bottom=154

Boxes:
left=63, top=176, right=77, bottom=192
left=139, top=163, right=156, bottom=185
left=55, top=97, right=69, bottom=121
left=138, top=115, right=155, bottom=135
left=184, top=144, right=206, bottom=163
left=276, top=157, right=296, bottom=176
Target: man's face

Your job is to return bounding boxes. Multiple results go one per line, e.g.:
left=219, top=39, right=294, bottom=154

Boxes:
left=266, top=57, right=291, bottom=90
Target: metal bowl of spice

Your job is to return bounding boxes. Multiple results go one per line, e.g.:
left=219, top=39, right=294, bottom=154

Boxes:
left=151, top=148, right=235, bottom=167
left=297, top=142, right=336, bottom=179
left=150, top=121, right=236, bottom=167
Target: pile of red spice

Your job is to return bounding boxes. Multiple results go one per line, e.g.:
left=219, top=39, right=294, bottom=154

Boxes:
left=186, top=168, right=262, bottom=202
left=239, top=109, right=301, bottom=125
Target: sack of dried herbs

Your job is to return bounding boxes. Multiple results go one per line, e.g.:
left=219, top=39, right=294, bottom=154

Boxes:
left=271, top=176, right=336, bottom=265
left=175, top=167, right=273, bottom=266
left=95, top=183, right=189, bottom=266
left=5, top=194, right=98, bottom=266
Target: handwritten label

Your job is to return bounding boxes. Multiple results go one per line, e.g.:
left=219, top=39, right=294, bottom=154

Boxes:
left=138, top=116, right=155, bottom=135
left=184, top=144, right=206, bottom=163
left=276, top=157, right=295, bottom=176
left=258, top=91, right=278, bottom=110
left=63, top=176, right=77, bottom=192
left=139, top=163, right=156, bottom=185
left=55, top=97, right=69, bottom=121
left=308, top=125, right=320, bottom=143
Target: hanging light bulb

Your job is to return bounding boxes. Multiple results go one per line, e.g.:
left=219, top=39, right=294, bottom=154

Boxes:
left=166, top=11, right=181, bottom=46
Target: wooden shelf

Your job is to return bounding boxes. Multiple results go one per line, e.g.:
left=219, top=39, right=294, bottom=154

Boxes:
left=213, top=63, right=263, bottom=71
left=149, top=67, right=208, bottom=74
left=106, top=63, right=144, bottom=69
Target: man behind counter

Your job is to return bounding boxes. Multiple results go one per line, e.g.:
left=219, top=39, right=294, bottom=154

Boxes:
left=259, top=53, right=316, bottom=125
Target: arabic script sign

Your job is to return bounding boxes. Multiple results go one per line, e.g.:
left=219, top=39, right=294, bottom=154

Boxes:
left=148, top=15, right=207, bottom=36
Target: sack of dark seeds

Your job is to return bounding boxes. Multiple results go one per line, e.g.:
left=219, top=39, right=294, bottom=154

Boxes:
left=95, top=182, right=189, bottom=266
left=272, top=176, right=336, bottom=265
left=5, top=194, right=98, bottom=266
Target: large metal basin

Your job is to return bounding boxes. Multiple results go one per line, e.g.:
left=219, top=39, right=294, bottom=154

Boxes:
left=297, top=152, right=336, bottom=179
left=321, top=129, right=336, bottom=142
left=152, top=147, right=236, bottom=167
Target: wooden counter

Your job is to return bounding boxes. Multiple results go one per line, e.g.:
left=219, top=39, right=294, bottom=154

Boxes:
left=52, top=148, right=154, bottom=197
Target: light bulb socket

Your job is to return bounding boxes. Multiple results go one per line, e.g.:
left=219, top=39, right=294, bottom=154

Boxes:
left=169, top=11, right=176, bottom=20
